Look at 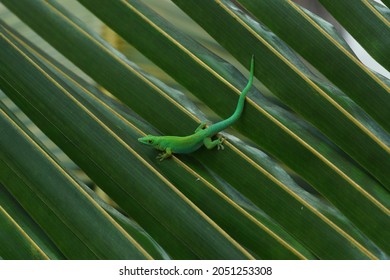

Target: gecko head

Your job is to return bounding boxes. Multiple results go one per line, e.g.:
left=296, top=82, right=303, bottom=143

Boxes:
left=138, top=134, right=160, bottom=147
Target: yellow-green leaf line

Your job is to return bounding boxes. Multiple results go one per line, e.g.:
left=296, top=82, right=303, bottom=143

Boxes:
left=362, top=0, right=390, bottom=26
left=0, top=205, right=49, bottom=260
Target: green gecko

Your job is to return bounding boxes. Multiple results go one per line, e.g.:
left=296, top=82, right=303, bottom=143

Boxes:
left=138, top=55, right=254, bottom=161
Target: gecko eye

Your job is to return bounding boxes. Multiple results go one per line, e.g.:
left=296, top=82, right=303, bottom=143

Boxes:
left=148, top=140, right=153, bottom=144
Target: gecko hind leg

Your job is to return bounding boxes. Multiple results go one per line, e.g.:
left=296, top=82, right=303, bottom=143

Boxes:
left=203, top=136, right=225, bottom=150
left=195, top=121, right=208, bottom=133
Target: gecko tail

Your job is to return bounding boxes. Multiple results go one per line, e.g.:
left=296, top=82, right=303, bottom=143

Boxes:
left=204, top=56, right=255, bottom=136
left=230, top=55, right=255, bottom=121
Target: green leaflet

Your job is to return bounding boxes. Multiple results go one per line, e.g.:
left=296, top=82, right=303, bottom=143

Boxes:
left=0, top=184, right=65, bottom=259
left=319, top=0, right=390, bottom=70
left=0, top=102, right=150, bottom=260
left=0, top=205, right=48, bottom=260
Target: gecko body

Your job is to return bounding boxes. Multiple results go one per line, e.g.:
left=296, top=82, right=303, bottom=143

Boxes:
left=138, top=56, right=254, bottom=161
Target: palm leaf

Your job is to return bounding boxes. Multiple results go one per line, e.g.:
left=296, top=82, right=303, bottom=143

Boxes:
left=1, top=0, right=389, bottom=259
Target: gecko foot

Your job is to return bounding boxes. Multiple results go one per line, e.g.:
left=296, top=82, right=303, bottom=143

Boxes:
left=217, top=137, right=225, bottom=150
left=156, top=153, right=166, bottom=161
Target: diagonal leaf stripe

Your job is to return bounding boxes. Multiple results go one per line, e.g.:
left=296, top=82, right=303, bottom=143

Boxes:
left=2, top=19, right=386, bottom=260
left=0, top=205, right=48, bottom=260
left=0, top=183, right=65, bottom=259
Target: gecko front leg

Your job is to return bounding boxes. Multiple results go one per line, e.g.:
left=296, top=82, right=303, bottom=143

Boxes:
left=203, top=136, right=225, bottom=150
left=156, top=147, right=173, bottom=161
